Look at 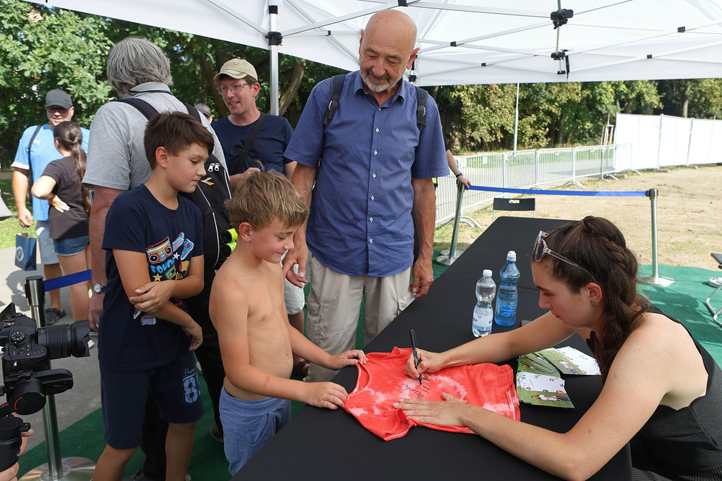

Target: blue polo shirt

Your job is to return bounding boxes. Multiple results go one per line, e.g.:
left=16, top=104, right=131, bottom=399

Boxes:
left=284, top=71, right=447, bottom=277
left=12, top=124, right=90, bottom=221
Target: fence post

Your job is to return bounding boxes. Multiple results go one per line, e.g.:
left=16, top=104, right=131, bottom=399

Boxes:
left=656, top=113, right=664, bottom=169
left=534, top=150, right=540, bottom=188
left=686, top=118, right=694, bottom=166
left=436, top=181, right=466, bottom=266
left=638, top=188, right=674, bottom=287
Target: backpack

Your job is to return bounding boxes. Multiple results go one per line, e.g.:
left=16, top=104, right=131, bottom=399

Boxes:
left=115, top=98, right=234, bottom=272
left=323, top=74, right=428, bottom=131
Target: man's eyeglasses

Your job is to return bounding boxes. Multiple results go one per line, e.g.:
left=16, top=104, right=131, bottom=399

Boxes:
left=218, top=83, right=250, bottom=95
left=534, top=231, right=595, bottom=280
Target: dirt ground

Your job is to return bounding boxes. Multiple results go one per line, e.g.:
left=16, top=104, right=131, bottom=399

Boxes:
left=434, top=165, right=722, bottom=269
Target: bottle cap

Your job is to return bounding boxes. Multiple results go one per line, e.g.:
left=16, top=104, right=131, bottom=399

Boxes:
left=507, top=251, right=516, bottom=261
left=483, top=269, right=492, bottom=277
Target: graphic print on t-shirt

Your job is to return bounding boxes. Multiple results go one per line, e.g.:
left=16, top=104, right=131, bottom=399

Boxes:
left=135, top=231, right=194, bottom=326
left=343, top=347, right=520, bottom=441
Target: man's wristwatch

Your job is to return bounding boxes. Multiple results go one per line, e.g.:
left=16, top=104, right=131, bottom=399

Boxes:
left=92, top=282, right=105, bottom=294
left=455, top=172, right=463, bottom=178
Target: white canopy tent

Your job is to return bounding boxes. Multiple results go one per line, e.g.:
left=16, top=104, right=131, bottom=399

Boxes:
left=25, top=0, right=722, bottom=113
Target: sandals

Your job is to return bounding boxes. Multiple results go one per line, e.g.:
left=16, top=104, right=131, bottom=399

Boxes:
left=45, top=308, right=66, bottom=326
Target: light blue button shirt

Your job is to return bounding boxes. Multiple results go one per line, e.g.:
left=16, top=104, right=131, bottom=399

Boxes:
left=285, top=71, right=447, bottom=277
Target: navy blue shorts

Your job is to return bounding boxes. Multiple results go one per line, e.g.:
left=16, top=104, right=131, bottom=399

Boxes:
left=100, top=350, right=204, bottom=450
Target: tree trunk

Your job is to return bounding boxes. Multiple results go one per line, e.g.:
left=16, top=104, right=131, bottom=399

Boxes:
left=200, top=55, right=228, bottom=118
left=682, top=81, right=691, bottom=118
left=279, top=59, right=306, bottom=116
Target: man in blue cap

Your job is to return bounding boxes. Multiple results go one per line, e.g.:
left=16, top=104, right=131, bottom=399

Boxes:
left=11, top=89, right=89, bottom=324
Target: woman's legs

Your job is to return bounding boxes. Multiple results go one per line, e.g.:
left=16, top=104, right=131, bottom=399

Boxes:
left=56, top=245, right=90, bottom=321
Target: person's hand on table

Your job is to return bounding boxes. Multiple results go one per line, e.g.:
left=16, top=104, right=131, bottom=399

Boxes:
left=394, top=392, right=467, bottom=427
left=302, top=382, right=349, bottom=410
left=405, top=348, right=444, bottom=379
left=328, top=350, right=368, bottom=370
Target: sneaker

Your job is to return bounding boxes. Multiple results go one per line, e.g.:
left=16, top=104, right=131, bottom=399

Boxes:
left=45, top=308, right=66, bottom=326
left=710, top=277, right=722, bottom=288
left=210, top=423, right=224, bottom=444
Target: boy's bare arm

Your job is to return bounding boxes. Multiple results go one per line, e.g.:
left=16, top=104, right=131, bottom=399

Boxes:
left=211, top=280, right=350, bottom=409
left=129, top=254, right=205, bottom=313
left=287, top=326, right=367, bottom=370
left=114, top=249, right=202, bottom=349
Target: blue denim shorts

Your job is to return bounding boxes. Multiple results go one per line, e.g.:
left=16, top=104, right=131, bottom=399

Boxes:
left=53, top=235, right=89, bottom=257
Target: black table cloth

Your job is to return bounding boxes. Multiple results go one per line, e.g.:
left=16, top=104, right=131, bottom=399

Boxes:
left=234, top=216, right=632, bottom=480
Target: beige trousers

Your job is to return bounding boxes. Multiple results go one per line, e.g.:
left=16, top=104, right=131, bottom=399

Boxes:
left=305, top=256, right=414, bottom=382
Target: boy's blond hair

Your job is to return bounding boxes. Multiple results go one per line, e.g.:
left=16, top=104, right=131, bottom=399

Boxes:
left=227, top=170, right=308, bottom=229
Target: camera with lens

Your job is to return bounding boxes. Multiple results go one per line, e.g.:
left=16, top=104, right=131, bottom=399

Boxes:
left=0, top=304, right=90, bottom=471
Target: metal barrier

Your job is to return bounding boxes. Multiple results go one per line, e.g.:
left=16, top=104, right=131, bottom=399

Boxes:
left=437, top=144, right=626, bottom=224
left=437, top=185, right=674, bottom=288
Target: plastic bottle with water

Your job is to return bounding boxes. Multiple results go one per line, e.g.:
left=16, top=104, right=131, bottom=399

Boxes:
left=495, top=251, right=520, bottom=327
left=472, top=269, right=496, bottom=337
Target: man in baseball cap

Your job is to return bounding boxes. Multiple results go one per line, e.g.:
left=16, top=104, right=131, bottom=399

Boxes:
left=11, top=89, right=89, bottom=325
left=211, top=58, right=308, bottom=381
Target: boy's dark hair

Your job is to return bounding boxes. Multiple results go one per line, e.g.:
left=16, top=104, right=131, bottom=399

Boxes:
left=227, top=170, right=308, bottom=230
left=143, top=112, right=214, bottom=168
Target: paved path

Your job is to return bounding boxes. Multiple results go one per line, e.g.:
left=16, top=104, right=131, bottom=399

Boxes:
left=0, top=246, right=99, bottom=451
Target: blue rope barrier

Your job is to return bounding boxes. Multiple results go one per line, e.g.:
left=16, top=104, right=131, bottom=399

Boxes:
left=469, top=185, right=648, bottom=197
left=44, top=269, right=91, bottom=292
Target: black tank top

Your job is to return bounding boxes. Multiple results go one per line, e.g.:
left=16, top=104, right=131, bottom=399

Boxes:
left=588, top=306, right=722, bottom=480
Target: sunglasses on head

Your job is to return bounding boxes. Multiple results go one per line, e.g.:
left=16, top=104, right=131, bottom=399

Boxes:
left=534, top=231, right=595, bottom=280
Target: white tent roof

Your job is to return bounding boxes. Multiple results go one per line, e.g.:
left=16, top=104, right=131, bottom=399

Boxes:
left=26, top=0, right=722, bottom=86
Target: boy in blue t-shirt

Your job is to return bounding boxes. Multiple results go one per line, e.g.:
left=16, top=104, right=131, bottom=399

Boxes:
left=95, top=112, right=211, bottom=481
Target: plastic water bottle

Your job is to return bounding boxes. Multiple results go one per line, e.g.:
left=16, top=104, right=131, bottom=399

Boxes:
left=495, top=251, right=520, bottom=327
left=472, top=269, right=496, bottom=337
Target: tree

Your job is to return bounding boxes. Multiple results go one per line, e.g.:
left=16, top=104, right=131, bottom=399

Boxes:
left=0, top=0, right=112, bottom=165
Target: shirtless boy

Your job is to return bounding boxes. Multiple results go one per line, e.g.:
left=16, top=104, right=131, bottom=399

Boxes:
left=210, top=170, right=367, bottom=475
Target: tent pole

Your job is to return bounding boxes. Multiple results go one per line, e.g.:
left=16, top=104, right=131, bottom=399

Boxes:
left=269, top=2, right=280, bottom=115
left=513, top=83, right=520, bottom=160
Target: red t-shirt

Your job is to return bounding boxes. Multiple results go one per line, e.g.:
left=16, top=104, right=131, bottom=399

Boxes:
left=343, top=347, right=520, bottom=441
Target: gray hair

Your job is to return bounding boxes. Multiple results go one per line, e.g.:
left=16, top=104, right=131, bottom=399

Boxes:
left=106, top=37, right=173, bottom=96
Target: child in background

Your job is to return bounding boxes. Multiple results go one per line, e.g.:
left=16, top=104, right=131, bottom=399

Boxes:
left=32, top=121, right=91, bottom=325
left=93, top=112, right=209, bottom=481
left=210, top=170, right=367, bottom=475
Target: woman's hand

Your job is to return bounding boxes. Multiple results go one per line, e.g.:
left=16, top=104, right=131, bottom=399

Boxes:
left=394, top=392, right=468, bottom=427
left=48, top=194, right=69, bottom=213
left=129, top=281, right=175, bottom=313
left=404, top=349, right=445, bottom=379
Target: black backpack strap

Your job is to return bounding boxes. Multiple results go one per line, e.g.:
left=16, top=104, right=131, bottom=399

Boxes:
left=184, top=102, right=202, bottom=122
left=324, top=74, right=346, bottom=126
left=415, top=86, right=428, bottom=133
left=25, top=124, right=43, bottom=184
left=233, top=112, right=267, bottom=175
left=115, top=97, right=159, bottom=120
